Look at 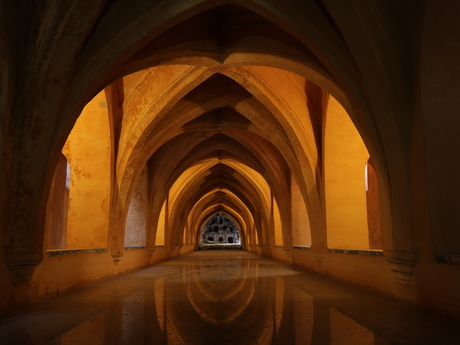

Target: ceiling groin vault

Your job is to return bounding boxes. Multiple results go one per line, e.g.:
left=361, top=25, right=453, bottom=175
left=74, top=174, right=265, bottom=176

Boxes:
left=1, top=0, right=460, bottom=318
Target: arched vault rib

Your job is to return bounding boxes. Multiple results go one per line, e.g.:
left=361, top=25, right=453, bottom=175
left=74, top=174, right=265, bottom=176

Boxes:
left=143, top=128, right=294, bottom=248
left=145, top=133, right=273, bottom=234
left=169, top=164, right=269, bottom=232
left=119, top=67, right=318, bottom=195
left=3, top=0, right=418, bottom=286
left=145, top=158, right=269, bottom=250
left=68, top=0, right=352, bottom=108
left=111, top=65, right=321, bottom=255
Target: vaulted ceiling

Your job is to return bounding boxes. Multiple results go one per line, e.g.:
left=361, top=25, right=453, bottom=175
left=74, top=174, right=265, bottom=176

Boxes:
left=3, top=0, right=420, bottom=266
left=103, top=5, right=332, bottom=248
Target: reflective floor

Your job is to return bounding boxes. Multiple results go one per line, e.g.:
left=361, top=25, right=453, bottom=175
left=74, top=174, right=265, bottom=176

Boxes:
left=1, top=251, right=459, bottom=344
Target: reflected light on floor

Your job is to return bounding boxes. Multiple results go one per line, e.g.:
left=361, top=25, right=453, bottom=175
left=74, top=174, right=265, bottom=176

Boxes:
left=1, top=251, right=459, bottom=345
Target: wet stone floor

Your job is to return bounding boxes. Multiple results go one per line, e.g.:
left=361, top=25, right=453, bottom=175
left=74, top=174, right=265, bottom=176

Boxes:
left=1, top=251, right=459, bottom=344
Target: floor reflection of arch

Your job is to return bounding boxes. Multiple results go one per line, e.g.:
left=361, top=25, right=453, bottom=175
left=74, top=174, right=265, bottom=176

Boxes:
left=158, top=256, right=279, bottom=344
left=192, top=259, right=247, bottom=302
left=4, top=251, right=453, bottom=345
left=187, top=260, right=255, bottom=325
left=185, top=258, right=255, bottom=325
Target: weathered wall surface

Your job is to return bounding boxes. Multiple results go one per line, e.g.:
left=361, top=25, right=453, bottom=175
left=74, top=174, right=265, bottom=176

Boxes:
left=45, top=154, right=69, bottom=250
left=291, top=175, right=311, bottom=247
left=366, top=161, right=382, bottom=249
left=258, top=247, right=460, bottom=318
left=420, top=0, right=460, bottom=255
left=62, top=92, right=111, bottom=249
left=125, top=167, right=148, bottom=247
left=324, top=96, right=370, bottom=249
left=1, top=0, right=460, bottom=322
left=0, top=246, right=183, bottom=310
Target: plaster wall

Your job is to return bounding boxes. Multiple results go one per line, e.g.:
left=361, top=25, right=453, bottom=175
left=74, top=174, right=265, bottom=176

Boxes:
left=266, top=246, right=291, bottom=264
left=366, top=162, right=382, bottom=249
left=245, top=244, right=263, bottom=255
left=244, top=66, right=319, bottom=170
left=287, top=248, right=460, bottom=318
left=155, top=201, right=167, bottom=246
left=273, top=198, right=283, bottom=246
left=116, top=65, right=208, bottom=187
left=125, top=167, right=148, bottom=247
left=291, top=175, right=311, bottom=247
left=33, top=250, right=149, bottom=298
left=420, top=0, right=460, bottom=254
left=62, top=91, right=111, bottom=249
left=1, top=248, right=146, bottom=309
left=45, top=154, right=69, bottom=250
left=0, top=242, right=189, bottom=311
left=324, top=97, right=369, bottom=249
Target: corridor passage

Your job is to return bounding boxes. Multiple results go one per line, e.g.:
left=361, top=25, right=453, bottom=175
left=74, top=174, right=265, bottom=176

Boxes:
left=0, top=251, right=459, bottom=345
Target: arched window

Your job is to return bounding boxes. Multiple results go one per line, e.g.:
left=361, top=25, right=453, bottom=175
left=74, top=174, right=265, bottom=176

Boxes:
left=200, top=213, right=241, bottom=245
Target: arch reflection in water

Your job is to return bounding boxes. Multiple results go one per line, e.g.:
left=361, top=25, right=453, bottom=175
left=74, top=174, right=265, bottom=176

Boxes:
left=2, top=251, right=460, bottom=344
left=54, top=251, right=389, bottom=345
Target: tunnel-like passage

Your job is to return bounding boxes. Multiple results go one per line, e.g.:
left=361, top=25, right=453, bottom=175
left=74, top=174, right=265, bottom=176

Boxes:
left=4, top=0, right=460, bottom=331
left=37, top=3, right=401, bottom=322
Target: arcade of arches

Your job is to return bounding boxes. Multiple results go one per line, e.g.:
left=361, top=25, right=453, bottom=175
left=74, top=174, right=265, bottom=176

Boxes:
left=1, top=0, right=460, bottom=320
